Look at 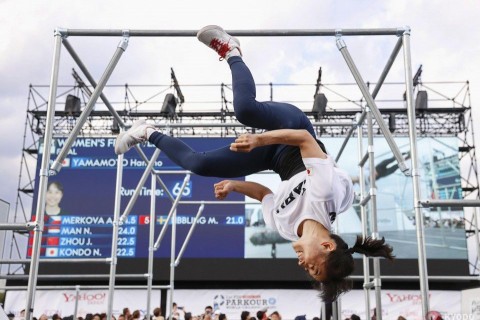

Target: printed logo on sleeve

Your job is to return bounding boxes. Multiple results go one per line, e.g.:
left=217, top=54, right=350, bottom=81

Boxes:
left=307, top=167, right=313, bottom=176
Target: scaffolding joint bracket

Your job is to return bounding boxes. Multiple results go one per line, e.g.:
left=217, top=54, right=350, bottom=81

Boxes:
left=335, top=35, right=346, bottom=50
left=373, top=277, right=382, bottom=287
left=28, top=222, right=40, bottom=231
left=371, top=232, right=380, bottom=240
left=39, top=169, right=50, bottom=177
left=118, top=32, right=129, bottom=51
left=401, top=26, right=411, bottom=36
left=55, top=27, right=68, bottom=38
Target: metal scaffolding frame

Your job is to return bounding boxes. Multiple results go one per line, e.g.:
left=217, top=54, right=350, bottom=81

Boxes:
left=0, top=26, right=477, bottom=320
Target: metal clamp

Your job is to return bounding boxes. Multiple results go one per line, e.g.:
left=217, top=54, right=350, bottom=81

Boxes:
left=373, top=277, right=382, bottom=287
left=369, top=188, right=377, bottom=196
left=55, top=27, right=68, bottom=38
left=336, top=37, right=346, bottom=50
left=118, top=31, right=129, bottom=51
left=371, top=232, right=380, bottom=239
left=335, top=29, right=343, bottom=38
left=39, top=169, right=50, bottom=177
left=401, top=26, right=411, bottom=36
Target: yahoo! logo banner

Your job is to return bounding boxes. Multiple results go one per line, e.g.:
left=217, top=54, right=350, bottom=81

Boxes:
left=63, top=292, right=106, bottom=305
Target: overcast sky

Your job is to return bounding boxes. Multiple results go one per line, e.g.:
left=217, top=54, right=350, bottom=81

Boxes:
left=0, top=0, right=479, bottom=218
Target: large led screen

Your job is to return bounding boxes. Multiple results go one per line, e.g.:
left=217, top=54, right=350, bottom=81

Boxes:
left=29, top=136, right=468, bottom=263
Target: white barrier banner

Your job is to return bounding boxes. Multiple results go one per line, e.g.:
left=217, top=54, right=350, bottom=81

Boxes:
left=341, top=290, right=462, bottom=320
left=171, top=289, right=321, bottom=320
left=462, top=287, right=480, bottom=320
left=4, top=290, right=161, bottom=318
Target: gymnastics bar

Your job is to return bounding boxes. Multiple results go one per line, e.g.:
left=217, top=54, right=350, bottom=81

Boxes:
left=335, top=36, right=403, bottom=163
left=50, top=35, right=129, bottom=174
left=24, top=31, right=63, bottom=320
left=356, top=112, right=371, bottom=319
left=59, top=28, right=406, bottom=37
left=403, top=28, right=430, bottom=317
left=336, top=36, right=409, bottom=176
left=420, top=200, right=480, bottom=207
left=0, top=223, right=36, bottom=231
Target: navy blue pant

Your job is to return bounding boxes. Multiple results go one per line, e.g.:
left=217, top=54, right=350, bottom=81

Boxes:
left=149, top=56, right=315, bottom=177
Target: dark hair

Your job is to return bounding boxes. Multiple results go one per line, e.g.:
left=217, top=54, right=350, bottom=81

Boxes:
left=153, top=308, right=162, bottom=317
left=240, top=312, right=250, bottom=320
left=350, top=314, right=361, bottom=320
left=318, top=234, right=394, bottom=302
left=48, top=181, right=64, bottom=193
left=219, top=314, right=226, bottom=320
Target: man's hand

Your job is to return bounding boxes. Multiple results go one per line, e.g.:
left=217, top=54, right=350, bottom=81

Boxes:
left=214, top=180, right=235, bottom=200
left=230, top=134, right=260, bottom=152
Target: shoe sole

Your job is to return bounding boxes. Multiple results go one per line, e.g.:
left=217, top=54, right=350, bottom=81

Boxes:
left=197, top=25, right=224, bottom=38
left=197, top=25, right=241, bottom=55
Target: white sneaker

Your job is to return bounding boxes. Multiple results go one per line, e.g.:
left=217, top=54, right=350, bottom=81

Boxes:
left=197, top=25, right=242, bottom=60
left=114, top=120, right=155, bottom=155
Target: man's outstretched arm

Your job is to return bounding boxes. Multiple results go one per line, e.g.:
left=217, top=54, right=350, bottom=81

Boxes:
left=214, top=180, right=272, bottom=202
left=230, top=129, right=327, bottom=159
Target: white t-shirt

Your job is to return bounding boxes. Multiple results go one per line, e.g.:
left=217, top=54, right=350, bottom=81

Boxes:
left=261, top=156, right=354, bottom=241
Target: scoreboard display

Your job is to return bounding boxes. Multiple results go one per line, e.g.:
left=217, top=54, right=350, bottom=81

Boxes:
left=29, top=137, right=246, bottom=260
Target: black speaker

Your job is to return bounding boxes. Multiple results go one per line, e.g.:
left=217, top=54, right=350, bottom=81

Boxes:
left=389, top=113, right=396, bottom=133
left=312, top=93, right=328, bottom=118
left=415, top=90, right=428, bottom=110
left=161, top=93, right=177, bottom=116
left=65, top=94, right=81, bottom=115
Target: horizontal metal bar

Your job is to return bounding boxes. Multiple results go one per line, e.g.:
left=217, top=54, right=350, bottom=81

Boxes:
left=351, top=275, right=480, bottom=281
left=0, top=223, right=36, bottom=231
left=63, top=28, right=405, bottom=37
left=0, top=274, right=147, bottom=280
left=149, top=122, right=355, bottom=129
left=421, top=200, right=480, bottom=208
left=153, top=170, right=192, bottom=175
left=359, top=151, right=369, bottom=167
left=0, top=285, right=172, bottom=290
left=360, top=194, right=371, bottom=207
left=178, top=201, right=259, bottom=205
left=0, top=259, right=109, bottom=264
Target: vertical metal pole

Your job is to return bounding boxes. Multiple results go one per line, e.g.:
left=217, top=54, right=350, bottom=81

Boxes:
left=367, top=110, right=383, bottom=320
left=24, top=30, right=63, bottom=320
left=168, top=208, right=177, bottom=320
left=332, top=301, right=338, bottom=320
left=402, top=27, right=430, bottom=317
left=73, top=285, right=80, bottom=319
left=321, top=302, right=326, bottom=320
left=51, top=35, right=129, bottom=174
left=146, top=174, right=156, bottom=320
left=106, top=153, right=124, bottom=320
left=356, top=113, right=371, bottom=320
left=475, top=207, right=480, bottom=274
